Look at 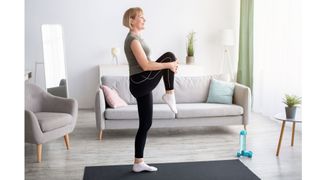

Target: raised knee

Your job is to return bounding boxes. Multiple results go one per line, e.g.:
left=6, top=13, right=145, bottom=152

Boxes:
left=165, top=52, right=176, bottom=61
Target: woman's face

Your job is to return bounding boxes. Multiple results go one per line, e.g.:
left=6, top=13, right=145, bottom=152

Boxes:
left=132, top=12, right=146, bottom=31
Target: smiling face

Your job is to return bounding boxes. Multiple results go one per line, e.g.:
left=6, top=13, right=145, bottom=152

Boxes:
left=131, top=12, right=146, bottom=31
left=123, top=7, right=145, bottom=32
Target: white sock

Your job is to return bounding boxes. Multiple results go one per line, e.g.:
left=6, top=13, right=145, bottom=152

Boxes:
left=132, top=162, right=158, bottom=172
left=162, top=93, right=178, bottom=114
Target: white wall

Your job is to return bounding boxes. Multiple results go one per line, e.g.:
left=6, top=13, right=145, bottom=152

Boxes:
left=26, top=0, right=239, bottom=109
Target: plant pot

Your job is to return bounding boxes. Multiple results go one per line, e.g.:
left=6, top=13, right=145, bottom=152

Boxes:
left=186, top=56, right=194, bottom=65
left=285, top=107, right=297, bottom=119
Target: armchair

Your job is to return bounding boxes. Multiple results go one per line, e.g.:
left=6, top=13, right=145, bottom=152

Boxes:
left=25, top=83, right=78, bottom=162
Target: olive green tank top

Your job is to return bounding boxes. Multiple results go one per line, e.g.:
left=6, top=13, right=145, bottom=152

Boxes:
left=124, top=32, right=151, bottom=76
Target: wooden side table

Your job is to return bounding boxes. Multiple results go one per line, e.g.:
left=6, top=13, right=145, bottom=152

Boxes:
left=274, top=113, right=301, bottom=156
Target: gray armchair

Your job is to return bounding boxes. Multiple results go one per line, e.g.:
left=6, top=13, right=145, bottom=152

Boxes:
left=25, top=83, right=78, bottom=162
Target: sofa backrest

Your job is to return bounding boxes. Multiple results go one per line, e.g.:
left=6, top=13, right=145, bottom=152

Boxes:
left=174, top=76, right=212, bottom=103
left=25, top=82, right=46, bottom=113
left=101, top=75, right=212, bottom=104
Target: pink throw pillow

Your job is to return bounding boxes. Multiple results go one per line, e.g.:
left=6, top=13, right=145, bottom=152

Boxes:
left=101, top=85, right=128, bottom=108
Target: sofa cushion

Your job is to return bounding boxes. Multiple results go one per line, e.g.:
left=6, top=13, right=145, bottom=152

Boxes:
left=105, top=104, right=175, bottom=120
left=101, top=76, right=136, bottom=104
left=175, top=76, right=212, bottom=103
left=207, top=79, right=235, bottom=104
left=101, top=85, right=128, bottom=108
left=176, top=103, right=243, bottom=119
left=35, top=112, right=73, bottom=132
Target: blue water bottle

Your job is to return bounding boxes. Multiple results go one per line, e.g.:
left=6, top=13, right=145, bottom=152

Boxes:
left=237, top=130, right=253, bottom=158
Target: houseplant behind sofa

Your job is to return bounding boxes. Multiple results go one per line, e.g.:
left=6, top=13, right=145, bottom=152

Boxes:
left=95, top=75, right=251, bottom=140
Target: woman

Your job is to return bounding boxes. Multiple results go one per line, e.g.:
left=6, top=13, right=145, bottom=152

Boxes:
left=123, top=7, right=179, bottom=172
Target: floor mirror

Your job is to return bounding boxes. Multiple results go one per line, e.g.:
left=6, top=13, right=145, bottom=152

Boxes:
left=41, top=24, right=68, bottom=98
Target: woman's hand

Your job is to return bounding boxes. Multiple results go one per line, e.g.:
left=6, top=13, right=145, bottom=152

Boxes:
left=168, top=60, right=179, bottom=73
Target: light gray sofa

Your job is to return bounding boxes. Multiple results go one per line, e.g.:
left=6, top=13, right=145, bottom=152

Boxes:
left=95, top=75, right=251, bottom=140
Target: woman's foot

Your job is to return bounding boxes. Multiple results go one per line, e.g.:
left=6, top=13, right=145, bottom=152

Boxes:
left=132, top=162, right=158, bottom=172
left=162, top=93, right=178, bottom=114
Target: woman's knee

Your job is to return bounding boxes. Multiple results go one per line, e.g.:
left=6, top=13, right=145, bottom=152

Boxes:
left=164, top=52, right=176, bottom=61
left=139, top=121, right=152, bottom=132
left=145, top=121, right=152, bottom=130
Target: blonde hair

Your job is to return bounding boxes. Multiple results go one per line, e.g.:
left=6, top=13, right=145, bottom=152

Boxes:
left=122, top=7, right=143, bottom=29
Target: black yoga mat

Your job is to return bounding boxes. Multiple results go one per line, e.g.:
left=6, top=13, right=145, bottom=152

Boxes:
left=83, top=159, right=260, bottom=180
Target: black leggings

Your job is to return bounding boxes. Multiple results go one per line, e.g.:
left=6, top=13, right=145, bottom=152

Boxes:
left=130, top=52, right=176, bottom=158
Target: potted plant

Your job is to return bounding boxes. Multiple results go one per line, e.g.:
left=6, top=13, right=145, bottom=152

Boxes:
left=282, top=94, right=301, bottom=119
left=186, top=31, right=195, bottom=64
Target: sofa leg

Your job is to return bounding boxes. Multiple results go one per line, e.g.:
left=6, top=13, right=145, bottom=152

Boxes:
left=37, top=144, right=42, bottom=163
left=64, top=134, right=70, bottom=150
left=244, top=124, right=247, bottom=130
left=99, top=130, right=103, bottom=140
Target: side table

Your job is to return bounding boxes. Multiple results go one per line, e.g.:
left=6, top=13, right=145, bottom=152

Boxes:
left=274, top=113, right=301, bottom=156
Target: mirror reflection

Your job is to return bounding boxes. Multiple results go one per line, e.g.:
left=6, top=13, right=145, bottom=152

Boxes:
left=41, top=24, right=68, bottom=98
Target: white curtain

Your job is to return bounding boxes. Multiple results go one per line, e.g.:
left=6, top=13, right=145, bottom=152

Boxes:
left=253, top=0, right=301, bottom=117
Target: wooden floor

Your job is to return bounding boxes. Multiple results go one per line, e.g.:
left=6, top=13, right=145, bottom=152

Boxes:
left=25, top=110, right=301, bottom=180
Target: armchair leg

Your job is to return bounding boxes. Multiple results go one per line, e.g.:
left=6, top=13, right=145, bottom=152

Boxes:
left=37, top=144, right=42, bottom=163
left=64, top=134, right=70, bottom=150
left=99, top=130, right=103, bottom=141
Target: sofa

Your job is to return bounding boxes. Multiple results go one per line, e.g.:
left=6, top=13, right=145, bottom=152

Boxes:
left=95, top=75, right=251, bottom=140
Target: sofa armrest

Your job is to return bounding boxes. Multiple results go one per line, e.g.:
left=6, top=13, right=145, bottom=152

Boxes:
left=25, top=110, right=43, bottom=144
left=42, top=93, right=78, bottom=119
left=233, top=83, right=252, bottom=125
left=95, top=87, right=106, bottom=130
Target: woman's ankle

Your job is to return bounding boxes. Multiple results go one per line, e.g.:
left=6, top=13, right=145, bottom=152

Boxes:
left=134, top=158, right=144, bottom=164
left=166, top=90, right=174, bottom=94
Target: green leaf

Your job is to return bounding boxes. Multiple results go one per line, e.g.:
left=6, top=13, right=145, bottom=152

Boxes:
left=187, top=31, right=195, bottom=56
left=282, top=94, right=302, bottom=107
